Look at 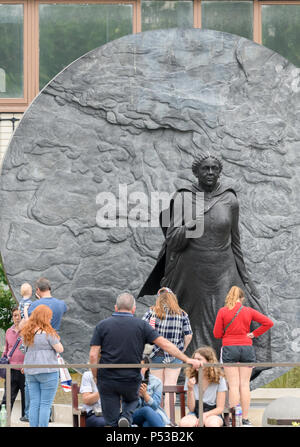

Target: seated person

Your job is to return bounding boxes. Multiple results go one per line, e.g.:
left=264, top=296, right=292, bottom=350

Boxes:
left=80, top=370, right=106, bottom=427
left=179, top=346, right=227, bottom=427
left=132, top=356, right=170, bottom=427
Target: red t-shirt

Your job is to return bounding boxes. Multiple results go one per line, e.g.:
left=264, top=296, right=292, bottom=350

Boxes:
left=213, top=302, right=274, bottom=346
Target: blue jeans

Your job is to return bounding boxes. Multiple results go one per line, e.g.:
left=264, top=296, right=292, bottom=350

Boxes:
left=27, top=372, right=59, bottom=427
left=85, top=413, right=106, bottom=427
left=24, top=375, right=30, bottom=418
left=132, top=407, right=165, bottom=427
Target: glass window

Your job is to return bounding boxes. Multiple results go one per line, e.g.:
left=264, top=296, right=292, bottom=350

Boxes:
left=142, top=1, right=193, bottom=31
left=39, top=3, right=133, bottom=90
left=262, top=5, right=300, bottom=68
left=202, top=1, right=253, bottom=40
left=0, top=4, right=23, bottom=98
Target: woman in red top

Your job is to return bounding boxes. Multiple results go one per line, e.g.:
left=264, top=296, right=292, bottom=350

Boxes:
left=213, top=286, right=273, bottom=426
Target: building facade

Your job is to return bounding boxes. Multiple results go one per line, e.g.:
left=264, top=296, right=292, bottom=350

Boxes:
left=1, top=0, right=300, bottom=159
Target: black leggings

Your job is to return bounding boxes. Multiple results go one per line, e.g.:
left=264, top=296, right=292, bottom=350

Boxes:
left=1, top=369, right=26, bottom=416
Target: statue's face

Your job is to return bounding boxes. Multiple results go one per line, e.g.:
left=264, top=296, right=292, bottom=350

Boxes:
left=197, top=158, right=221, bottom=188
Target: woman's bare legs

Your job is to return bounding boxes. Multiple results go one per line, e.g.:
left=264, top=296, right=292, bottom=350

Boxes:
left=150, top=367, right=181, bottom=419
left=162, top=367, right=181, bottom=418
left=181, top=414, right=223, bottom=427
left=239, top=367, right=252, bottom=420
left=179, top=414, right=198, bottom=427
left=204, top=415, right=224, bottom=427
left=150, top=368, right=164, bottom=383
left=223, top=366, right=240, bottom=408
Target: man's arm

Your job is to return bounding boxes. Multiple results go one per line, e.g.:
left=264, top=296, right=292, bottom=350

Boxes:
left=19, top=319, right=25, bottom=330
left=24, top=303, right=30, bottom=320
left=82, top=391, right=100, bottom=406
left=89, top=345, right=101, bottom=381
left=2, top=333, right=9, bottom=357
left=153, top=336, right=201, bottom=369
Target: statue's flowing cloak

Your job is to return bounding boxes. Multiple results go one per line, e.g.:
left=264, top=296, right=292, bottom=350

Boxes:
left=139, top=182, right=271, bottom=375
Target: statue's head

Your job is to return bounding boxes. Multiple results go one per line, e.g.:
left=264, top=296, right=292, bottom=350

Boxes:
left=192, top=153, right=223, bottom=189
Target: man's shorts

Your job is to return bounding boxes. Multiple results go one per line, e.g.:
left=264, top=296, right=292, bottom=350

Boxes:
left=221, top=345, right=256, bottom=364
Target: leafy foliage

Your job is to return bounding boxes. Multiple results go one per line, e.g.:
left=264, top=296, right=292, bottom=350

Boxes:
left=263, top=367, right=300, bottom=388
left=0, top=262, right=17, bottom=332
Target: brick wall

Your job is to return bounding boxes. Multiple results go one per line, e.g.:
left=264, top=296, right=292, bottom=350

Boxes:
left=0, top=113, right=23, bottom=163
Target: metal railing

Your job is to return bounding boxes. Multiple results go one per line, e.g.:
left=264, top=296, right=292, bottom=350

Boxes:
left=1, top=361, right=300, bottom=427
left=0, top=115, right=20, bottom=131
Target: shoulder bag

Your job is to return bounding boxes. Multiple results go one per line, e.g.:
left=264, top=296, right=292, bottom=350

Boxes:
left=223, top=306, right=244, bottom=336
left=0, top=337, right=22, bottom=379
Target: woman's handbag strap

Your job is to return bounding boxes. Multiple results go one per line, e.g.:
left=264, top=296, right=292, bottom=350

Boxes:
left=223, top=306, right=244, bottom=335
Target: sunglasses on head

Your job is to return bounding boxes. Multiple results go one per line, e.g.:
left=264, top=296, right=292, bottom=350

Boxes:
left=157, top=287, right=173, bottom=296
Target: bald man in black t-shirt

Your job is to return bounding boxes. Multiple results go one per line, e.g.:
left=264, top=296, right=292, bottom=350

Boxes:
left=89, top=292, right=201, bottom=427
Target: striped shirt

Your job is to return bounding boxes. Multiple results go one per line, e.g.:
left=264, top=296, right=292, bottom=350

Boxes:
left=142, top=308, right=193, bottom=363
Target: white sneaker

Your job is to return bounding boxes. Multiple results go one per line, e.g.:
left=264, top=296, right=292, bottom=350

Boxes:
left=118, top=417, right=130, bottom=427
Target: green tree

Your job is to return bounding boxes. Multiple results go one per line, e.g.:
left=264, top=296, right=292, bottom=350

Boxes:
left=0, top=262, right=17, bottom=332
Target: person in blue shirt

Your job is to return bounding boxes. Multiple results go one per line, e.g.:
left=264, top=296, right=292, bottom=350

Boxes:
left=27, top=278, right=67, bottom=332
left=132, top=355, right=170, bottom=427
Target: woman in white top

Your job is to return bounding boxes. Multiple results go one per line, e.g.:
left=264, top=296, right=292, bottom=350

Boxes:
left=179, top=346, right=227, bottom=427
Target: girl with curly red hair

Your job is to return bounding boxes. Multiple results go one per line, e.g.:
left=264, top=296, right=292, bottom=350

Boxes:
left=21, top=304, right=64, bottom=427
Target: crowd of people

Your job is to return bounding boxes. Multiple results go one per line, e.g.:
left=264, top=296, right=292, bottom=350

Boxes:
left=0, top=278, right=273, bottom=428
left=0, top=277, right=67, bottom=426
left=87, top=285, right=273, bottom=428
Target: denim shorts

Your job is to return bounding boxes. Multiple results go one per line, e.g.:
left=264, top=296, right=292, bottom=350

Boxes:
left=150, top=356, right=183, bottom=369
left=221, top=345, right=256, bottom=364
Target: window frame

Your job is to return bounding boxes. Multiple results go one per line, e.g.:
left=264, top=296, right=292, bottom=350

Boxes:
left=0, top=0, right=29, bottom=111
left=255, top=0, right=300, bottom=44
left=200, top=0, right=255, bottom=41
left=1, top=0, right=300, bottom=112
left=38, top=0, right=139, bottom=91
left=0, top=0, right=140, bottom=111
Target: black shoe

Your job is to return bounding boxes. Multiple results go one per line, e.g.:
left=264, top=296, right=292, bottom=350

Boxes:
left=242, top=418, right=253, bottom=426
left=118, top=417, right=130, bottom=427
left=20, top=416, right=29, bottom=422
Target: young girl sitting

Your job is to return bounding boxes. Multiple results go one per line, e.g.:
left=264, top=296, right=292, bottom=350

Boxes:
left=179, top=346, right=227, bottom=427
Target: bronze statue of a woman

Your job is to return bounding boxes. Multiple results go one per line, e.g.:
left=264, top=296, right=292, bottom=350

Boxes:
left=139, top=153, right=271, bottom=376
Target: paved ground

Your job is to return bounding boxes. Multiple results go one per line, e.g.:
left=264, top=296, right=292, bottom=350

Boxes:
left=6, top=398, right=265, bottom=428
left=3, top=387, right=300, bottom=427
